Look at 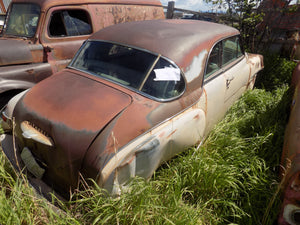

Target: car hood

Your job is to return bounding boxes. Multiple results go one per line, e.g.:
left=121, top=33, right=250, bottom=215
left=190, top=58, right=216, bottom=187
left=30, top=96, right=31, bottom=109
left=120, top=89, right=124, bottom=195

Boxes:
left=0, top=39, right=33, bottom=66
left=14, top=70, right=132, bottom=191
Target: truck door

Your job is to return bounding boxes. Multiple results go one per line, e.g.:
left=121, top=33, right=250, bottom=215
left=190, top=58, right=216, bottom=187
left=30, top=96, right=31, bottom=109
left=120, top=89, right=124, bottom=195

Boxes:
left=40, top=6, right=93, bottom=73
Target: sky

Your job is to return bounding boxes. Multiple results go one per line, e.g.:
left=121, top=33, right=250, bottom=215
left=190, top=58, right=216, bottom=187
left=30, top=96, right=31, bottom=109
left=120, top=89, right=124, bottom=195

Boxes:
left=160, top=0, right=299, bottom=12
left=160, top=0, right=218, bottom=12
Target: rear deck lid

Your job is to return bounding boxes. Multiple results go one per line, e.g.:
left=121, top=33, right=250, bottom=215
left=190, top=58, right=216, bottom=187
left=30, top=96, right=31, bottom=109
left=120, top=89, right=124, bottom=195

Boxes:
left=21, top=70, right=132, bottom=133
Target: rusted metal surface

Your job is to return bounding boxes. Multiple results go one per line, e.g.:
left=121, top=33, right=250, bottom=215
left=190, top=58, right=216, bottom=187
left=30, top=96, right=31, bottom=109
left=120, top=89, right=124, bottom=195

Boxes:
left=279, top=62, right=300, bottom=225
left=13, top=0, right=163, bottom=9
left=1, top=20, right=263, bottom=197
left=0, top=39, right=33, bottom=65
left=0, top=0, right=164, bottom=98
left=0, top=63, right=52, bottom=93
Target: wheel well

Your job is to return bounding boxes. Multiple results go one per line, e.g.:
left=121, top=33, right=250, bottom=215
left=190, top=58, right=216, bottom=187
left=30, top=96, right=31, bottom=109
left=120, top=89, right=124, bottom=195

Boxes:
left=0, top=89, right=25, bottom=109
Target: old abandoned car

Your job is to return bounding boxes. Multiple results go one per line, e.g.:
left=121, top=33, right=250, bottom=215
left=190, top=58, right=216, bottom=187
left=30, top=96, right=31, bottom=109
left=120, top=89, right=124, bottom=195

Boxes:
left=279, top=62, right=300, bottom=225
left=1, top=20, right=264, bottom=197
left=0, top=0, right=164, bottom=105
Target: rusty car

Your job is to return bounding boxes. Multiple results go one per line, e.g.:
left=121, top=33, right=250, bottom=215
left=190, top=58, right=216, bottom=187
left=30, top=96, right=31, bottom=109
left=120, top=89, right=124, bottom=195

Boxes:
left=0, top=0, right=164, bottom=106
left=1, top=19, right=264, bottom=197
left=278, top=62, right=300, bottom=225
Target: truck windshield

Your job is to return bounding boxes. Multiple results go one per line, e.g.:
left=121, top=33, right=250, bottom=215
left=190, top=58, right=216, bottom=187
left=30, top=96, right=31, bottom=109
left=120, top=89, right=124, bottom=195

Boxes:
left=3, top=3, right=40, bottom=38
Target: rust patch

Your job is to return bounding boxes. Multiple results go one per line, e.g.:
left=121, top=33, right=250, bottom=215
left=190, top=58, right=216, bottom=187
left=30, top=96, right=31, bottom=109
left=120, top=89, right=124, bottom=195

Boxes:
left=194, top=114, right=200, bottom=120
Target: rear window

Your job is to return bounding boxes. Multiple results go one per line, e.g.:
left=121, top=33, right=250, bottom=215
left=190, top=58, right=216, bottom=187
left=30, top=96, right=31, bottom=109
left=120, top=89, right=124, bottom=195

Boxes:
left=70, top=41, right=185, bottom=101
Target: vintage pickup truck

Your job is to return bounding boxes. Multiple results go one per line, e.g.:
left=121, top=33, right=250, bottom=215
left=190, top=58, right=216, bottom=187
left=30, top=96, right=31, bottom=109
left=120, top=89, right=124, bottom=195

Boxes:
left=0, top=0, right=164, bottom=106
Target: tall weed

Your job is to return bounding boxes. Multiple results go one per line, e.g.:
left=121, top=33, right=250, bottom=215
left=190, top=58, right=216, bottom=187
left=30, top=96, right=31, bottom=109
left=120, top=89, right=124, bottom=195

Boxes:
left=255, top=53, right=297, bottom=91
left=0, top=151, right=77, bottom=225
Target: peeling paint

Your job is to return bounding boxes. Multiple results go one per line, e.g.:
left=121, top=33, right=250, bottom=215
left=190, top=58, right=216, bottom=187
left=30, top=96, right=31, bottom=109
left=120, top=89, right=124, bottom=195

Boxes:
left=182, top=50, right=208, bottom=83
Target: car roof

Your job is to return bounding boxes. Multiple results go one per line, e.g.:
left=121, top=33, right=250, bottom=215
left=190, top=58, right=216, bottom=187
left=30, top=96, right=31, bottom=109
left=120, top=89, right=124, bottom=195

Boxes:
left=89, top=19, right=240, bottom=75
left=11, top=0, right=163, bottom=9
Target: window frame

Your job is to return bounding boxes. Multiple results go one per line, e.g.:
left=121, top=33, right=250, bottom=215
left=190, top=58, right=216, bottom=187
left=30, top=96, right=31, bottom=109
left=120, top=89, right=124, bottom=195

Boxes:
left=47, top=8, right=92, bottom=38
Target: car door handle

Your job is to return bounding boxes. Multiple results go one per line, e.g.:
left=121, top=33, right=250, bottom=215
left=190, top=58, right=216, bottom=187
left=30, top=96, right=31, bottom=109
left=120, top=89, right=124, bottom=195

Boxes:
left=226, top=77, right=234, bottom=88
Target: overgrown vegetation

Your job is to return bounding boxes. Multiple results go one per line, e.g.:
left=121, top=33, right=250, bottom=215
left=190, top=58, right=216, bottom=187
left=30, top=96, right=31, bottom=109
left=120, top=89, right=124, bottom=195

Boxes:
left=0, top=56, right=297, bottom=224
left=206, top=0, right=265, bottom=52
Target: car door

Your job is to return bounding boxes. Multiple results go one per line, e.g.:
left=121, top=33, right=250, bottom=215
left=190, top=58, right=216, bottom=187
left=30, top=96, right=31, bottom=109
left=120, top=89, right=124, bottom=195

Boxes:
left=222, top=36, right=250, bottom=107
left=200, top=41, right=228, bottom=134
left=40, top=6, right=93, bottom=73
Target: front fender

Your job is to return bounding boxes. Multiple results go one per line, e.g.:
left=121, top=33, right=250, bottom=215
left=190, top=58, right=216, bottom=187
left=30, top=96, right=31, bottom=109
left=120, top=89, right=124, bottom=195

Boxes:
left=0, top=63, right=52, bottom=93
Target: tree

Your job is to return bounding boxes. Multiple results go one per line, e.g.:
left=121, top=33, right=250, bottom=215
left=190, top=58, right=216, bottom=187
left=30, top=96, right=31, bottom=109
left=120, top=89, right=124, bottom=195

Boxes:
left=205, top=0, right=265, bottom=52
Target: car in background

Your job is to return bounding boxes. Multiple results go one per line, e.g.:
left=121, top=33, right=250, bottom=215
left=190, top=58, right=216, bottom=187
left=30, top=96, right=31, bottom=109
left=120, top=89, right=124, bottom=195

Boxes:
left=279, top=62, right=300, bottom=225
left=1, top=19, right=264, bottom=198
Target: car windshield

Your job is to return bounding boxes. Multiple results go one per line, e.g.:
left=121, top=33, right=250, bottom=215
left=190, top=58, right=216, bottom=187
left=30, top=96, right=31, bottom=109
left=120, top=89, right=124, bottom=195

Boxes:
left=3, top=3, right=40, bottom=38
left=70, top=41, right=185, bottom=100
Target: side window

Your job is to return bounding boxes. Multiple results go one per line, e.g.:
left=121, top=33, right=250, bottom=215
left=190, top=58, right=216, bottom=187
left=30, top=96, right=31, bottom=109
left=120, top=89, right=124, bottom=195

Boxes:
left=205, top=42, right=221, bottom=79
left=49, top=10, right=92, bottom=37
left=236, top=38, right=243, bottom=58
left=222, top=36, right=243, bottom=66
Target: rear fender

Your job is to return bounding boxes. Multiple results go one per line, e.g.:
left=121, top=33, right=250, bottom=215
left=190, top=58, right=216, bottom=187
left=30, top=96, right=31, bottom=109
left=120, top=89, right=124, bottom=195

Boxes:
left=246, top=53, right=264, bottom=89
left=96, top=108, right=206, bottom=194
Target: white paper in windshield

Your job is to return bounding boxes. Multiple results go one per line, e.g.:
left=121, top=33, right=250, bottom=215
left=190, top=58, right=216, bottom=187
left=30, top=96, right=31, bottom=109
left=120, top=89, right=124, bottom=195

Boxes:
left=154, top=67, right=181, bottom=81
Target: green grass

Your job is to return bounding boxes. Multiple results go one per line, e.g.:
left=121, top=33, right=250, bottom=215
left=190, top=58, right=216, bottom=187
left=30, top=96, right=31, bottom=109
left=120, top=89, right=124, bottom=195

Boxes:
left=0, top=151, right=76, bottom=224
left=0, top=55, right=297, bottom=224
